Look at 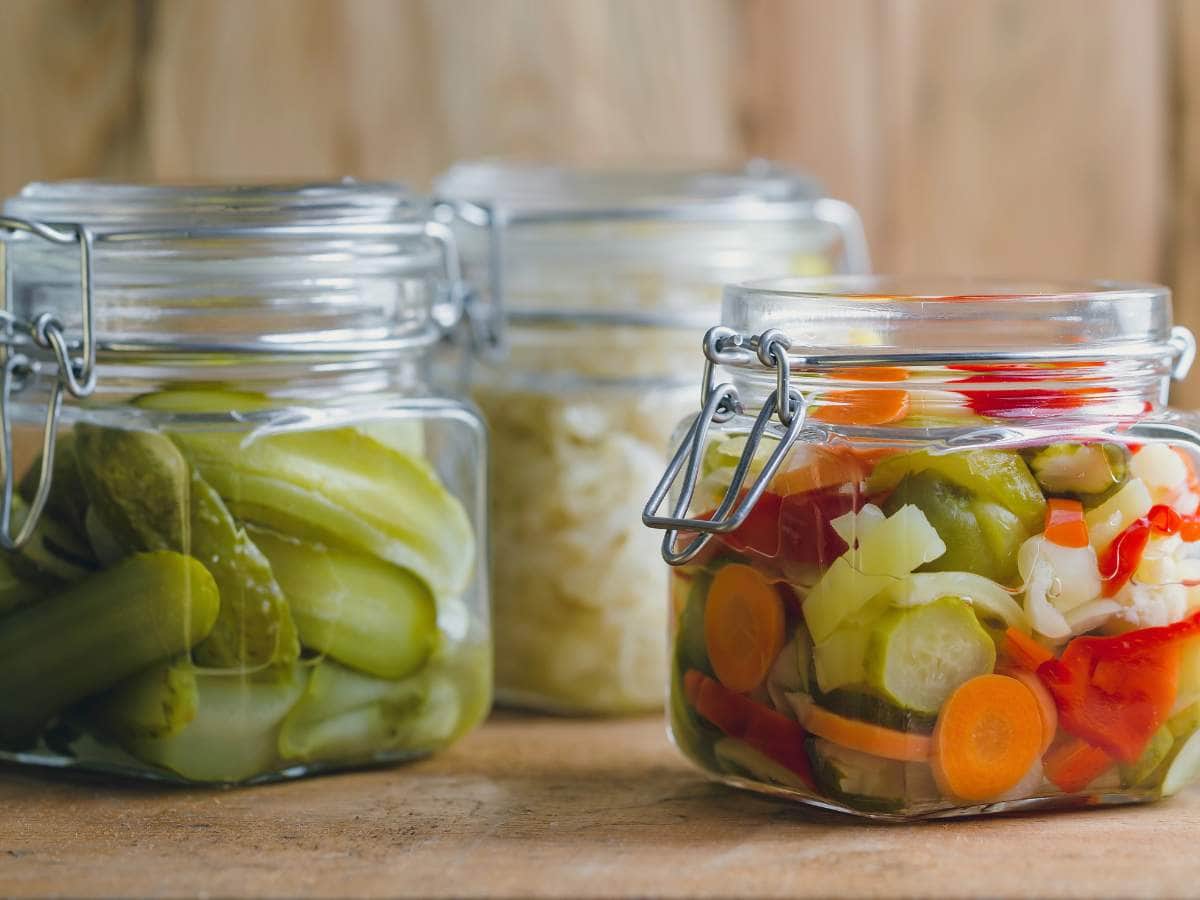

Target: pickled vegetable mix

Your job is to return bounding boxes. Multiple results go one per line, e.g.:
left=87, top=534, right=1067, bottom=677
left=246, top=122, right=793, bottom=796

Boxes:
left=0, top=182, right=490, bottom=783
left=647, top=277, right=1200, bottom=819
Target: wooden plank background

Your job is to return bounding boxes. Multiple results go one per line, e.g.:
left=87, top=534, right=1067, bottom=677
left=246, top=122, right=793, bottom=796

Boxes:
left=1, top=0, right=1197, bottom=400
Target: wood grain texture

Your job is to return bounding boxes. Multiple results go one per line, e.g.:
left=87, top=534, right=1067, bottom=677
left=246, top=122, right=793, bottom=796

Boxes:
left=0, top=713, right=1197, bottom=899
left=0, top=0, right=146, bottom=197
left=1169, top=0, right=1200, bottom=409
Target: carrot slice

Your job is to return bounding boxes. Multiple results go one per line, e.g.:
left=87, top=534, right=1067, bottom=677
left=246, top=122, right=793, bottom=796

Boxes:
left=1003, top=668, right=1058, bottom=754
left=829, top=366, right=910, bottom=383
left=1043, top=736, right=1114, bottom=793
left=1003, top=627, right=1054, bottom=671
left=770, top=446, right=866, bottom=497
left=811, top=389, right=911, bottom=426
left=932, top=674, right=1044, bottom=802
left=704, top=564, right=785, bottom=693
left=1044, top=498, right=1089, bottom=548
left=797, top=700, right=932, bottom=763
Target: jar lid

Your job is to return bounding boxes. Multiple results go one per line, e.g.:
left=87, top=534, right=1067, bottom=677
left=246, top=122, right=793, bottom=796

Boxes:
left=1, top=180, right=464, bottom=365
left=434, top=161, right=869, bottom=342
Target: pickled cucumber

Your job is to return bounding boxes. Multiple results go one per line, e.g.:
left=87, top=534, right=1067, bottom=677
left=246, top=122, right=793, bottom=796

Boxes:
left=77, top=424, right=298, bottom=668
left=675, top=573, right=712, bottom=676
left=18, top=431, right=88, bottom=540
left=277, top=660, right=435, bottom=762
left=714, top=737, right=810, bottom=789
left=864, top=596, right=995, bottom=716
left=124, top=665, right=308, bottom=783
left=249, top=526, right=437, bottom=680
left=171, top=427, right=474, bottom=596
left=867, top=448, right=1046, bottom=532
left=8, top=493, right=98, bottom=583
left=1120, top=725, right=1174, bottom=789
left=1026, top=442, right=1127, bottom=500
left=0, top=551, right=219, bottom=746
left=882, top=472, right=994, bottom=577
left=808, top=738, right=938, bottom=813
left=87, top=656, right=199, bottom=742
left=0, top=555, right=44, bottom=616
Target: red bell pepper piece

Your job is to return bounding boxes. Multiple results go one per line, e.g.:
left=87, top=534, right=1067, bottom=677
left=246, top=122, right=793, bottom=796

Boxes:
left=1099, top=519, right=1152, bottom=597
left=1037, top=612, right=1200, bottom=762
left=683, top=669, right=814, bottom=786
left=705, top=488, right=857, bottom=572
left=1147, top=504, right=1183, bottom=536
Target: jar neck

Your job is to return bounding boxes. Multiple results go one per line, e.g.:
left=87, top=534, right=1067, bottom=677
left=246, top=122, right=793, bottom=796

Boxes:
left=726, top=358, right=1171, bottom=425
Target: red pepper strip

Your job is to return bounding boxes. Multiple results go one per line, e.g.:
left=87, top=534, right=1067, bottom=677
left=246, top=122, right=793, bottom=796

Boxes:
left=700, top=489, right=857, bottom=572
left=683, top=670, right=814, bottom=786
left=1043, top=736, right=1115, bottom=793
left=1147, top=504, right=1182, bottom=536
left=1037, top=613, right=1200, bottom=763
left=1045, top=498, right=1089, bottom=548
left=1099, top=519, right=1153, bottom=597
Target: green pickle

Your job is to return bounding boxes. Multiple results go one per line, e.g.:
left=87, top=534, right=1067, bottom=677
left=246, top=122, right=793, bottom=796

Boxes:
left=0, top=391, right=488, bottom=782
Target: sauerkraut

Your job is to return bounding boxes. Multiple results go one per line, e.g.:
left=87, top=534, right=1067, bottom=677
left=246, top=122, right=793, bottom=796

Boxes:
left=478, top=378, right=696, bottom=713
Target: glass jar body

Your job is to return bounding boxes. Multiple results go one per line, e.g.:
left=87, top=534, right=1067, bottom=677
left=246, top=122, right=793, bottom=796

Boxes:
left=667, top=408, right=1200, bottom=819
left=0, top=378, right=491, bottom=784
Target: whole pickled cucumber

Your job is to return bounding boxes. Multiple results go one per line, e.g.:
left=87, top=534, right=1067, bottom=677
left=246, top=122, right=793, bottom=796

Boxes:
left=7, top=493, right=98, bottom=583
left=18, top=431, right=88, bottom=540
left=87, top=656, right=199, bottom=743
left=0, top=551, right=219, bottom=746
left=75, top=425, right=298, bottom=668
left=74, top=423, right=190, bottom=552
left=248, top=526, right=436, bottom=680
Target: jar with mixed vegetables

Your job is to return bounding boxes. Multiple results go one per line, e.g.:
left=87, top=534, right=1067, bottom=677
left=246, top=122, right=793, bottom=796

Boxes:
left=649, top=277, right=1200, bottom=818
left=0, top=182, right=490, bottom=783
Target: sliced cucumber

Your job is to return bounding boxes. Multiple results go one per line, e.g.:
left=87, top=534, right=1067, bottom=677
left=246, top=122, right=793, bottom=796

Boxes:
left=815, top=688, right=936, bottom=734
left=714, top=737, right=810, bottom=790
left=1026, top=442, right=1127, bottom=499
left=1162, top=729, right=1200, bottom=797
left=675, top=572, right=712, bottom=676
left=808, top=738, right=935, bottom=813
left=864, top=596, right=995, bottom=716
left=1120, top=725, right=1174, bottom=789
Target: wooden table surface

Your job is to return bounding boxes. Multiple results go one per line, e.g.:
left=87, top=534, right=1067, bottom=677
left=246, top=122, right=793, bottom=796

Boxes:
left=0, top=711, right=1195, bottom=898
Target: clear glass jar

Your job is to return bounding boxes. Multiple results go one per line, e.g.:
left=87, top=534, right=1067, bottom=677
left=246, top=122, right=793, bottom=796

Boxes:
left=646, top=276, right=1200, bottom=819
left=436, top=162, right=869, bottom=714
left=0, top=181, right=490, bottom=784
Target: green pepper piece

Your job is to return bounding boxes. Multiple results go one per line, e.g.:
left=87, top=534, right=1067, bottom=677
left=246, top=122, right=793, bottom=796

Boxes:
left=249, top=526, right=437, bottom=680
left=75, top=424, right=299, bottom=668
left=0, top=551, right=219, bottom=746
left=883, top=472, right=993, bottom=576
left=868, top=448, right=1047, bottom=533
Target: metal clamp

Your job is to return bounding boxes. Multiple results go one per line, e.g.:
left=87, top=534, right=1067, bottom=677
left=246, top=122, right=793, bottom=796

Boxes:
left=0, top=216, right=96, bottom=550
left=643, top=326, right=808, bottom=566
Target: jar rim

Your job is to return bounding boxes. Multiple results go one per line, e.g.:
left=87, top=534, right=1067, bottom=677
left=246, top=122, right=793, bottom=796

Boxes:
left=723, top=275, right=1177, bottom=361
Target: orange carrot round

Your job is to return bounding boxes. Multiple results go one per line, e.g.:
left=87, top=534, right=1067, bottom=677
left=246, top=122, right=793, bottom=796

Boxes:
left=811, top=389, right=911, bottom=426
left=770, top=446, right=866, bottom=497
left=704, top=563, right=785, bottom=693
left=932, top=674, right=1044, bottom=802
left=1003, top=668, right=1058, bottom=754
left=798, top=701, right=932, bottom=763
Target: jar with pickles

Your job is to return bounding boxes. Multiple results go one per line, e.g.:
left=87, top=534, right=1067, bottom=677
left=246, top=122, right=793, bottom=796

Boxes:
left=436, top=161, right=869, bottom=714
left=0, top=181, right=490, bottom=783
left=645, top=277, right=1200, bottom=818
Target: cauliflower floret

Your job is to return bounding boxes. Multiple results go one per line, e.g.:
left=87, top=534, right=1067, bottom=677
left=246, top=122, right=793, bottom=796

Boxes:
left=1017, top=535, right=1102, bottom=641
left=1113, top=582, right=1189, bottom=628
left=1131, top=444, right=1200, bottom=515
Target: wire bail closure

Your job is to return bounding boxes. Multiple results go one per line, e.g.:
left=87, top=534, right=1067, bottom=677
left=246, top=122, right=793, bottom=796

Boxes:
left=642, top=326, right=808, bottom=566
left=0, top=216, right=96, bottom=551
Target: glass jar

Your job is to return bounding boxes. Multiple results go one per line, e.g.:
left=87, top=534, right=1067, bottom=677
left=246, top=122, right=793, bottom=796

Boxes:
left=435, top=161, right=869, bottom=714
left=0, top=181, right=491, bottom=784
left=645, top=276, right=1200, bottom=819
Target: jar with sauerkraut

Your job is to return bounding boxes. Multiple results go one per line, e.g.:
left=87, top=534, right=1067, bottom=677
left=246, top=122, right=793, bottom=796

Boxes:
left=0, top=182, right=490, bottom=783
left=646, top=277, right=1200, bottom=819
left=436, top=162, right=869, bottom=713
